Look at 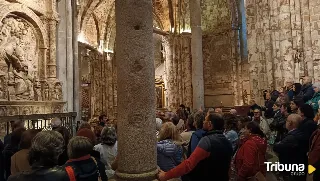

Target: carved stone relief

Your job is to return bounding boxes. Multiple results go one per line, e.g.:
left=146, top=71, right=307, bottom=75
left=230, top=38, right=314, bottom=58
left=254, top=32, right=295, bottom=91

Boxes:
left=0, top=1, right=65, bottom=115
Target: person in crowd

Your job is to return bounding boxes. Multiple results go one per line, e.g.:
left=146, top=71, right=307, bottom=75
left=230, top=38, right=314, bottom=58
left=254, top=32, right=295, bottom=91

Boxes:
left=237, top=116, right=251, bottom=139
left=55, top=127, right=71, bottom=166
left=301, top=76, right=314, bottom=102
left=286, top=80, right=294, bottom=101
left=230, top=109, right=238, bottom=115
left=277, top=87, right=289, bottom=104
left=98, top=114, right=108, bottom=127
left=78, top=122, right=92, bottom=131
left=290, top=98, right=303, bottom=114
left=297, top=104, right=318, bottom=143
left=262, top=92, right=275, bottom=121
left=307, top=82, right=320, bottom=114
left=94, top=126, right=117, bottom=179
left=158, top=113, right=233, bottom=181
left=214, top=107, right=223, bottom=114
left=314, top=100, right=320, bottom=124
left=76, top=128, right=100, bottom=159
left=177, top=104, right=187, bottom=121
left=223, top=113, right=239, bottom=153
left=270, top=102, right=287, bottom=142
left=8, top=131, right=69, bottom=181
left=247, top=100, right=261, bottom=118
left=65, top=136, right=108, bottom=181
left=4, top=120, right=24, bottom=146
left=3, top=127, right=26, bottom=179
left=309, top=126, right=320, bottom=181
left=157, top=122, right=183, bottom=172
left=273, top=114, right=307, bottom=181
left=292, top=83, right=303, bottom=100
left=188, top=111, right=206, bottom=156
left=11, top=129, right=41, bottom=175
left=50, top=117, right=62, bottom=130
left=252, top=109, right=270, bottom=137
left=234, top=121, right=267, bottom=181
left=156, top=117, right=163, bottom=139
left=180, top=114, right=195, bottom=145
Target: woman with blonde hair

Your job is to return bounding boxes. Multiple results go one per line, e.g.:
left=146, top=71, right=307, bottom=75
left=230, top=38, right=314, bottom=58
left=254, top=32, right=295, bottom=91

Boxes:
left=157, top=122, right=183, bottom=172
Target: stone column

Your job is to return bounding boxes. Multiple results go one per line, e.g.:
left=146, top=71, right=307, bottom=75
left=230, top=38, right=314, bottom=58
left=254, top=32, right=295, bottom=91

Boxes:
left=189, top=0, right=204, bottom=110
left=47, top=14, right=59, bottom=79
left=72, top=0, right=80, bottom=122
left=115, top=0, right=157, bottom=180
left=66, top=0, right=74, bottom=111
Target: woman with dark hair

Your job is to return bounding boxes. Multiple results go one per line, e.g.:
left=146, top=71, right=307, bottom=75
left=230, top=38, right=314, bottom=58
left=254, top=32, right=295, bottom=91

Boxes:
left=65, top=136, right=108, bottom=181
left=223, top=113, right=239, bottom=153
left=8, top=131, right=69, bottom=181
left=55, top=127, right=71, bottom=166
left=293, top=83, right=303, bottom=99
left=11, top=129, right=41, bottom=175
left=94, top=127, right=117, bottom=178
left=234, top=121, right=267, bottom=181
left=3, top=127, right=26, bottom=179
left=290, top=98, right=304, bottom=114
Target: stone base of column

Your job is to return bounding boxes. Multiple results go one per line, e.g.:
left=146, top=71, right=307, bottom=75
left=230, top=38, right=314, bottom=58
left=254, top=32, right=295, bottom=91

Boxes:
left=114, top=169, right=158, bottom=181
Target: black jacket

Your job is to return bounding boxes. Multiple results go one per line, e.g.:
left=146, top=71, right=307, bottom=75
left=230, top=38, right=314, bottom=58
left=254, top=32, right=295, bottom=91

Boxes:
left=187, top=130, right=233, bottom=181
left=7, top=165, right=69, bottom=181
left=273, top=129, right=308, bottom=180
left=301, top=83, right=314, bottom=102
left=299, top=118, right=318, bottom=153
left=65, top=155, right=108, bottom=181
left=263, top=99, right=275, bottom=119
left=270, top=111, right=287, bottom=142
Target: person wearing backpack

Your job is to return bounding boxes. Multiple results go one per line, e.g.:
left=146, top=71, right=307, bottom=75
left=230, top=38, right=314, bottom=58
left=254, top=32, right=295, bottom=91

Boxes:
left=65, top=136, right=108, bottom=181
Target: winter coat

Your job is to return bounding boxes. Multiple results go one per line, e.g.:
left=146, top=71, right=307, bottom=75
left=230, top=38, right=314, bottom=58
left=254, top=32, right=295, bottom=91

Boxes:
left=235, top=135, right=267, bottom=181
left=188, top=129, right=206, bottom=156
left=309, top=129, right=320, bottom=181
left=157, top=139, right=183, bottom=171
left=307, top=92, right=320, bottom=114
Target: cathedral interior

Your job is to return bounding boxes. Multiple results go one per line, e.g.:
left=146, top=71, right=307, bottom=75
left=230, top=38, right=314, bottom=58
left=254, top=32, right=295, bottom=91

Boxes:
left=0, top=0, right=319, bottom=180
left=1, top=0, right=319, bottom=121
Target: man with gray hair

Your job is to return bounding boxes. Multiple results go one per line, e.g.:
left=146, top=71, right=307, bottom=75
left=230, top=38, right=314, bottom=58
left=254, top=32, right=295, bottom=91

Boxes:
left=8, top=131, right=69, bottom=181
left=273, top=114, right=308, bottom=181
left=301, top=76, right=314, bottom=102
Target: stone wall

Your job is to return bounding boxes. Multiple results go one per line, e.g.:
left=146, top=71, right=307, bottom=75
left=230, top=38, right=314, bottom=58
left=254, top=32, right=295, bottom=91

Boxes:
left=78, top=43, right=117, bottom=121
left=163, top=34, right=192, bottom=110
left=246, top=0, right=320, bottom=104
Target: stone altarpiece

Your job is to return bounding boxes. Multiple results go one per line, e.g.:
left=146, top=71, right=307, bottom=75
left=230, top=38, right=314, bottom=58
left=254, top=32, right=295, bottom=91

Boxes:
left=0, top=1, right=65, bottom=116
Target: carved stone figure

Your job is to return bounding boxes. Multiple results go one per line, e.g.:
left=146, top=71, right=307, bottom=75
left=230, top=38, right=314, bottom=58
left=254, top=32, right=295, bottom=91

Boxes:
left=33, top=77, right=42, bottom=101
left=52, top=82, right=62, bottom=101
left=13, top=66, right=34, bottom=100
left=43, top=82, right=50, bottom=101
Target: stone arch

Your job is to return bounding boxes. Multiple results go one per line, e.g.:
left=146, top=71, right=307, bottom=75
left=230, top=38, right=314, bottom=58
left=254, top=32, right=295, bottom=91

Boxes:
left=0, top=3, right=48, bottom=48
left=0, top=3, right=49, bottom=80
left=80, top=0, right=106, bottom=32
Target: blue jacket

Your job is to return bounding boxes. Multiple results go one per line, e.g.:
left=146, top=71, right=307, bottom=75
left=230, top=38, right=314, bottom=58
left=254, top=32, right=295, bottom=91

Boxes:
left=188, top=129, right=206, bottom=156
left=157, top=140, right=182, bottom=171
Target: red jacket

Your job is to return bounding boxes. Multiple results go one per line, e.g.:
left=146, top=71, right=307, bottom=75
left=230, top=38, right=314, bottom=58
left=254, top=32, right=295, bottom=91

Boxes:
left=234, top=135, right=267, bottom=181
left=309, top=129, right=320, bottom=167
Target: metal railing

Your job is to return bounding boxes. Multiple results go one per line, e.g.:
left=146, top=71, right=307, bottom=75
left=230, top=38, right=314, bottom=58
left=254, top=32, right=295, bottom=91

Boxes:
left=0, top=112, right=78, bottom=137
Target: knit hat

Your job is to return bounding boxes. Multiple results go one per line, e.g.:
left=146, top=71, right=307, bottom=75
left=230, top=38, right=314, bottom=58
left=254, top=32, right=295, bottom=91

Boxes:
left=76, top=128, right=96, bottom=144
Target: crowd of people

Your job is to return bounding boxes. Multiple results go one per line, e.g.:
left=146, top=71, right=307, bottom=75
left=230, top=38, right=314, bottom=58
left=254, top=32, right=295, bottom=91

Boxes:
left=0, top=76, right=319, bottom=181
left=0, top=115, right=117, bottom=181
left=155, top=77, right=320, bottom=181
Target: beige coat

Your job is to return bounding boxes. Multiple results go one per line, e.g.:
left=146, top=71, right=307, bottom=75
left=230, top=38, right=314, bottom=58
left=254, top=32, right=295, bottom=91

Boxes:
left=11, top=149, right=31, bottom=175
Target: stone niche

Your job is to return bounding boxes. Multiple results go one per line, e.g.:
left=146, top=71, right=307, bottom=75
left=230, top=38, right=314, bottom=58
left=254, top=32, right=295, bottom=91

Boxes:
left=0, top=2, right=65, bottom=116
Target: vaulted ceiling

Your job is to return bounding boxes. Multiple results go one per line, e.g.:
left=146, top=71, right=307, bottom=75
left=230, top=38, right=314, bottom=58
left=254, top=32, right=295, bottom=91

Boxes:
left=77, top=0, right=238, bottom=51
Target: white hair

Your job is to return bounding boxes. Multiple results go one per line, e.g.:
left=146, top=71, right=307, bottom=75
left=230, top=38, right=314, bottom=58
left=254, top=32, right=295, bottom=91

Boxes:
left=313, top=82, right=320, bottom=89
left=156, top=118, right=162, bottom=131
